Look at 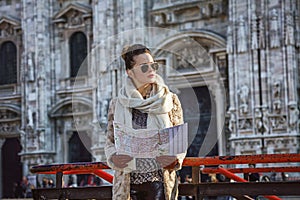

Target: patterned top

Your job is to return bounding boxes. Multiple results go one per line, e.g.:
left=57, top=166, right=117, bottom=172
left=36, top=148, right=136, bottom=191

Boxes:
left=130, top=108, right=164, bottom=184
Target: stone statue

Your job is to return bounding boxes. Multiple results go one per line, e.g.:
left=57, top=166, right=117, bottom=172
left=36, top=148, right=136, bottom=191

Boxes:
left=27, top=52, right=35, bottom=81
left=288, top=102, right=299, bottom=131
left=254, top=108, right=263, bottom=132
left=270, top=9, right=280, bottom=48
left=238, top=84, right=249, bottom=114
left=226, top=25, right=233, bottom=53
left=68, top=10, right=83, bottom=26
left=285, top=11, right=294, bottom=45
left=27, top=107, right=34, bottom=128
left=154, top=14, right=164, bottom=25
left=237, top=16, right=247, bottom=52
left=254, top=107, right=269, bottom=133
left=1, top=23, right=14, bottom=36
left=272, top=80, right=282, bottom=113
left=228, top=108, right=237, bottom=133
left=261, top=107, right=269, bottom=133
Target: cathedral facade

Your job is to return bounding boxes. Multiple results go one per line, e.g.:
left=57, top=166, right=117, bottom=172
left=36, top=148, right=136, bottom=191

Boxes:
left=0, top=0, right=299, bottom=197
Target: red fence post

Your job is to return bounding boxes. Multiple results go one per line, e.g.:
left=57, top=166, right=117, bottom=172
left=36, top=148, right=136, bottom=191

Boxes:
left=217, top=167, right=282, bottom=200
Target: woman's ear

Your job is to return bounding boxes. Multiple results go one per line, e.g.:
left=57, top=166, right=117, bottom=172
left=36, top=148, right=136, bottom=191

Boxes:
left=126, top=69, right=133, bottom=78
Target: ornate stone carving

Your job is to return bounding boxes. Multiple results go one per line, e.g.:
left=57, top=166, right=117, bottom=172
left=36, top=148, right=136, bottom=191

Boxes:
left=176, top=49, right=191, bottom=70
left=21, top=153, right=55, bottom=166
left=0, top=122, right=16, bottom=132
left=269, top=9, right=280, bottom=48
left=271, top=138, right=295, bottom=149
left=251, top=13, right=258, bottom=49
left=99, top=99, right=109, bottom=126
left=53, top=3, right=92, bottom=32
left=36, top=128, right=46, bottom=150
left=0, top=109, right=21, bottom=135
left=270, top=115, right=286, bottom=130
left=226, top=25, right=233, bottom=53
left=151, top=0, right=226, bottom=25
left=0, top=23, right=14, bottom=36
left=272, top=80, right=282, bottom=114
left=288, top=101, right=299, bottom=132
left=284, top=11, right=294, bottom=45
left=26, top=52, right=36, bottom=81
left=258, top=15, right=266, bottom=48
left=236, top=140, right=260, bottom=149
left=73, top=115, right=93, bottom=130
left=175, top=46, right=210, bottom=71
left=154, top=14, right=164, bottom=25
left=0, top=16, right=21, bottom=38
left=237, top=16, right=247, bottom=53
left=227, top=108, right=237, bottom=133
left=0, top=109, right=18, bottom=119
left=26, top=125, right=38, bottom=151
left=27, top=107, right=35, bottom=129
left=254, top=107, right=269, bottom=134
left=295, top=15, right=300, bottom=47
left=238, top=84, right=249, bottom=114
left=67, top=10, right=83, bottom=27
left=239, top=118, right=252, bottom=130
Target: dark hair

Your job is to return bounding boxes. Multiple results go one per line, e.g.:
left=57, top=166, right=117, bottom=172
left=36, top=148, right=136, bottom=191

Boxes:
left=121, top=44, right=152, bottom=70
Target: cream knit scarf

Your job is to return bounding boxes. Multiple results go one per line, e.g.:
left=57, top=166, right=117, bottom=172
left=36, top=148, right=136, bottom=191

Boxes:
left=114, top=75, right=173, bottom=130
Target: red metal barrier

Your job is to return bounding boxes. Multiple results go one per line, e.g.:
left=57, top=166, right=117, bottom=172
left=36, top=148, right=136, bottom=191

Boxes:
left=202, top=166, right=300, bottom=174
left=93, top=169, right=113, bottom=183
left=182, top=153, right=300, bottom=166
left=31, top=161, right=113, bottom=184
left=217, top=167, right=281, bottom=200
left=30, top=153, right=300, bottom=199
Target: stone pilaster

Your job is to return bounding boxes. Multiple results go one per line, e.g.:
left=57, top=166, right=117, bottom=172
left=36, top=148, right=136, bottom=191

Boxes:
left=20, top=0, right=55, bottom=171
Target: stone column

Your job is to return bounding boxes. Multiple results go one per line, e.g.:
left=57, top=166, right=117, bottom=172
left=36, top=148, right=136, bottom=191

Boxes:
left=215, top=83, right=226, bottom=156
left=208, top=83, right=226, bottom=156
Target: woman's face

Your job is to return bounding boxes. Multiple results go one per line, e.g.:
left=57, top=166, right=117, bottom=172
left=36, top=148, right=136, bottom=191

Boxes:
left=127, top=53, right=157, bottom=88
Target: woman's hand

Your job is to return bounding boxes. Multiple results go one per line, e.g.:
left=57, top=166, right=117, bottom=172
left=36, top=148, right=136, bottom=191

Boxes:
left=156, top=155, right=178, bottom=169
left=111, top=154, right=133, bottom=168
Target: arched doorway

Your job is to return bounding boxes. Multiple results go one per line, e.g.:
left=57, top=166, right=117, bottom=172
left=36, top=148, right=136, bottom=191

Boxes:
left=153, top=30, right=227, bottom=181
left=178, top=86, right=218, bottom=158
left=2, top=137, right=22, bottom=198
left=68, top=131, right=92, bottom=186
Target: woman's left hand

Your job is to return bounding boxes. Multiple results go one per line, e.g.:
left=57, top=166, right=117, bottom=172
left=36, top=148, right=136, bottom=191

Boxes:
left=156, top=155, right=178, bottom=169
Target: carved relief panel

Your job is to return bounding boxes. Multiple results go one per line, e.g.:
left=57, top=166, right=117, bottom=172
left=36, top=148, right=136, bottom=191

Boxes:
left=0, top=16, right=21, bottom=39
left=174, top=45, right=211, bottom=74
left=0, top=108, right=21, bottom=137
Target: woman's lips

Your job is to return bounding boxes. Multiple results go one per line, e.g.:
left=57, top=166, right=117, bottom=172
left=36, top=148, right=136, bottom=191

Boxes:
left=148, top=74, right=155, bottom=78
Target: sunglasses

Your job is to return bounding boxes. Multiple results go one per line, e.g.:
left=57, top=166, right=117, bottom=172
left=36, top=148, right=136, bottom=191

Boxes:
left=134, top=62, right=159, bottom=73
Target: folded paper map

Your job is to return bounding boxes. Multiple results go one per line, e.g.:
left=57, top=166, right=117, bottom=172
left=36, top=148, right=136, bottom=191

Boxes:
left=114, top=122, right=188, bottom=159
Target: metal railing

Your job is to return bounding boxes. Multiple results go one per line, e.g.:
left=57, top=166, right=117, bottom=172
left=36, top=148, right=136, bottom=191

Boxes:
left=30, top=153, right=300, bottom=200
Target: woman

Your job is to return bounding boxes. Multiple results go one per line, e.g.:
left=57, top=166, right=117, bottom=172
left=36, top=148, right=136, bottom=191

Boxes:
left=105, top=44, right=185, bottom=200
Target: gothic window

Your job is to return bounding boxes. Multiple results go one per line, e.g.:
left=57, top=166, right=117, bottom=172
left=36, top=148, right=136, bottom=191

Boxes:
left=0, top=41, right=17, bottom=85
left=69, top=31, right=87, bottom=77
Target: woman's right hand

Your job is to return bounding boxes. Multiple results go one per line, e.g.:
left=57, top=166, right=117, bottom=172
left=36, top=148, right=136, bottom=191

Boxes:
left=111, top=154, right=133, bottom=168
